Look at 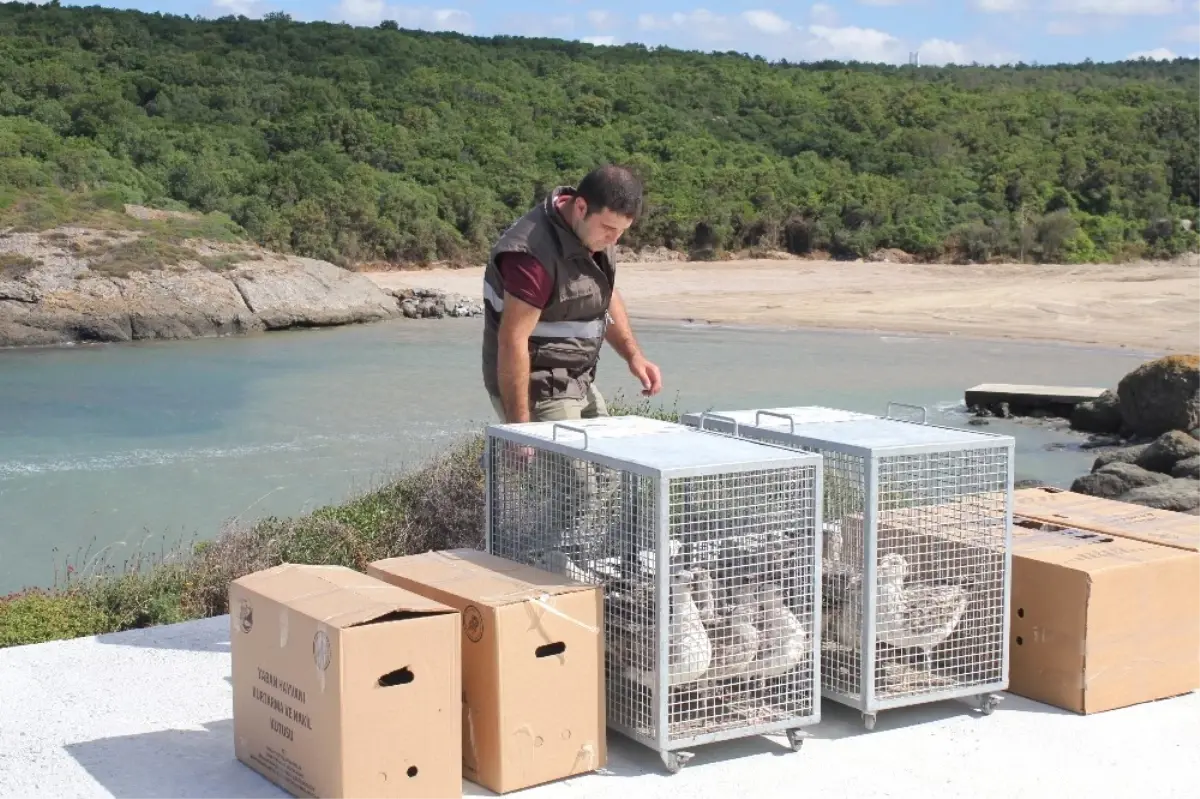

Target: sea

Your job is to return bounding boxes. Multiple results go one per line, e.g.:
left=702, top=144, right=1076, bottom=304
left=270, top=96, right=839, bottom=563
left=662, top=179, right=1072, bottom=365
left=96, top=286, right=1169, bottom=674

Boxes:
left=0, top=317, right=1157, bottom=594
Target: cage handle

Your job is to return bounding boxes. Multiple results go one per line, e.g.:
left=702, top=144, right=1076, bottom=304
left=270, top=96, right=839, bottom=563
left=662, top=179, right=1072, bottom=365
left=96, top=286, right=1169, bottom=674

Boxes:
left=754, top=410, right=796, bottom=433
left=551, top=423, right=589, bottom=449
left=695, top=412, right=740, bottom=436
left=886, top=402, right=928, bottom=424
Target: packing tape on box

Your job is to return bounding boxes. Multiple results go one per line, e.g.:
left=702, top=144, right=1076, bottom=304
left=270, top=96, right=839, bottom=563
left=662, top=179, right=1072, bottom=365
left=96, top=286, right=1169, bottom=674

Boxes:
left=526, top=593, right=599, bottom=635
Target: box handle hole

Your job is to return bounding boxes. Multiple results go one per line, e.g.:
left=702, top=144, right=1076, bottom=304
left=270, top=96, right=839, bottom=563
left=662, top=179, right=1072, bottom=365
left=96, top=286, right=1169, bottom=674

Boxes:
left=1017, top=608, right=1024, bottom=618
left=378, top=667, right=414, bottom=687
left=1016, top=636, right=1023, bottom=645
left=536, top=642, right=566, bottom=658
left=407, top=766, right=418, bottom=778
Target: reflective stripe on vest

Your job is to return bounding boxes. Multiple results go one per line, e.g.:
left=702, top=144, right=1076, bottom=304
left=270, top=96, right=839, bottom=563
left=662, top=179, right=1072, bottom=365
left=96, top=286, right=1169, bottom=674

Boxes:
left=483, top=279, right=606, bottom=339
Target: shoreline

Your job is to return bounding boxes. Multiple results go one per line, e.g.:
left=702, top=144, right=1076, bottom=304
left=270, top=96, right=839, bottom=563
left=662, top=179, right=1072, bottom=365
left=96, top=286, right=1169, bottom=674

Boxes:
left=365, top=256, right=1200, bottom=355
left=621, top=314, right=1169, bottom=358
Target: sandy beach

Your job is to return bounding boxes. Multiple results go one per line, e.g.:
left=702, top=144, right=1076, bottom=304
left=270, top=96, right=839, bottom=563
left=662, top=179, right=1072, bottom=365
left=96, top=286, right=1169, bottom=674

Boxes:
left=366, top=257, right=1200, bottom=353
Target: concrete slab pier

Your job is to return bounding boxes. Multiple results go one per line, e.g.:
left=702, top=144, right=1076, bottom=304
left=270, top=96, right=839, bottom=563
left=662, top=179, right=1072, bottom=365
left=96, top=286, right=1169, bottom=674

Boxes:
left=965, top=383, right=1107, bottom=417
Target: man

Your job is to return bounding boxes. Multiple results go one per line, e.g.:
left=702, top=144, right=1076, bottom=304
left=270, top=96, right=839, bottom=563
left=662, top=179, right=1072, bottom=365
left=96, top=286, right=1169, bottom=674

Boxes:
left=481, top=164, right=662, bottom=424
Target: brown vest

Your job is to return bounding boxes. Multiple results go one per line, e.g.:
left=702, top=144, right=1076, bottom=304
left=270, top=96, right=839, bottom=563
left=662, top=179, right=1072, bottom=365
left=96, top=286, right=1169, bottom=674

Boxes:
left=481, top=187, right=615, bottom=403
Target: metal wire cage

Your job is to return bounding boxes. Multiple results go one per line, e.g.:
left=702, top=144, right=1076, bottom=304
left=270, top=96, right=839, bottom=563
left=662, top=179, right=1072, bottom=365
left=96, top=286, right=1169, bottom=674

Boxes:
left=679, top=405, right=1014, bottom=731
left=484, top=416, right=824, bottom=773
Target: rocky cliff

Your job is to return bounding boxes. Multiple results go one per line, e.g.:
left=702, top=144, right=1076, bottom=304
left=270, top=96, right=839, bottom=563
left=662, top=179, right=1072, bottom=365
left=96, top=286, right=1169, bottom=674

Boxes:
left=0, top=226, right=480, bottom=348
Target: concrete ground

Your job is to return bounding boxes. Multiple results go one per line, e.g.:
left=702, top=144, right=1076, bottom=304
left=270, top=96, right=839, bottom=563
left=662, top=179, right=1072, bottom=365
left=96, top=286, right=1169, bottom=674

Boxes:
left=1, top=617, right=1196, bottom=798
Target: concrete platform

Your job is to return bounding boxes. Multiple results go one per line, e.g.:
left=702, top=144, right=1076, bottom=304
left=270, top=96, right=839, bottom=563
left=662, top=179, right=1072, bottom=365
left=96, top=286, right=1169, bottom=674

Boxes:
left=1, top=616, right=1196, bottom=798
left=965, top=383, right=1107, bottom=417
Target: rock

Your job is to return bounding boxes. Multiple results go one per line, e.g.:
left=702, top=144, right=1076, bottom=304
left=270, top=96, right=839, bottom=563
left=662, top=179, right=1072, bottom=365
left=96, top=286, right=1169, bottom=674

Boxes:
left=400, top=299, right=420, bottom=319
left=1081, top=434, right=1125, bottom=450
left=1116, top=478, right=1200, bottom=514
left=416, top=298, right=444, bottom=318
left=967, top=418, right=989, bottom=426
left=1069, top=390, right=1122, bottom=434
left=867, top=248, right=916, bottom=264
left=1172, top=455, right=1200, bottom=479
left=1092, top=443, right=1150, bottom=471
left=1116, top=354, right=1200, bottom=438
left=1070, top=462, right=1170, bottom=499
left=0, top=230, right=407, bottom=348
left=231, top=259, right=398, bottom=329
left=1134, top=430, right=1200, bottom=474
left=1014, top=479, right=1048, bottom=489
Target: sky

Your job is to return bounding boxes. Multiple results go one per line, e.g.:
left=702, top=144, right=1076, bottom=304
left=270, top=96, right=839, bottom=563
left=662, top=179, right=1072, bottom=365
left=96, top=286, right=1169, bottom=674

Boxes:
left=41, top=1, right=1200, bottom=65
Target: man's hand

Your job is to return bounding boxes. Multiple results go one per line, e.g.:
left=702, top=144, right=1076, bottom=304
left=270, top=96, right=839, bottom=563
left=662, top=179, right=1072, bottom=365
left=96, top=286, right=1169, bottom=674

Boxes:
left=628, top=354, right=663, bottom=397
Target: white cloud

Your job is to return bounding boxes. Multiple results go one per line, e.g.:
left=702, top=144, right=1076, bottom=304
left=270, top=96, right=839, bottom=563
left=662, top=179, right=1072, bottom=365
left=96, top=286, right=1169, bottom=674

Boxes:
left=973, top=0, right=1027, bottom=11
left=334, top=1, right=474, bottom=32
left=809, top=3, right=839, bottom=26
left=915, top=38, right=970, bottom=65
left=743, top=10, right=792, bottom=35
left=582, top=35, right=616, bottom=46
left=1127, top=47, right=1178, bottom=59
left=1052, top=0, right=1178, bottom=15
left=808, top=24, right=903, bottom=61
left=608, top=7, right=1015, bottom=66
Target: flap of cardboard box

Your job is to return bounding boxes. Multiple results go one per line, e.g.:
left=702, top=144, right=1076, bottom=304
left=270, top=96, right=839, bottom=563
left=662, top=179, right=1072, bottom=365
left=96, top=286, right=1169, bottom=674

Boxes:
left=1015, top=487, right=1199, bottom=552
left=1013, top=518, right=1195, bottom=572
left=231, top=563, right=456, bottom=628
left=368, top=549, right=594, bottom=607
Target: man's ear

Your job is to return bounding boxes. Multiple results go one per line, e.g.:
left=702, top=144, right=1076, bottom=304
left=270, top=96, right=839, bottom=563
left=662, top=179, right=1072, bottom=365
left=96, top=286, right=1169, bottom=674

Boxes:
left=574, top=196, right=590, bottom=218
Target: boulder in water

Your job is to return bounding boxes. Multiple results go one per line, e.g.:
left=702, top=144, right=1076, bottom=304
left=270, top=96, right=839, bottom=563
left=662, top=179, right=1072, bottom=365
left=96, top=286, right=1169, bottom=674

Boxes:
left=1070, top=462, right=1170, bottom=499
left=1171, top=456, right=1200, bottom=479
left=1135, top=430, right=1200, bottom=475
left=1117, top=479, right=1200, bottom=514
left=1116, top=354, right=1200, bottom=438
left=1070, top=390, right=1123, bottom=434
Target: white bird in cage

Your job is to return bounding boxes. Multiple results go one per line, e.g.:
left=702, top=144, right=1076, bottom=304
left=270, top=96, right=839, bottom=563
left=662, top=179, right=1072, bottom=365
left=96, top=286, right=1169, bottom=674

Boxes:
left=698, top=576, right=761, bottom=681
left=876, top=553, right=970, bottom=674
left=616, top=567, right=712, bottom=689
left=533, top=548, right=599, bottom=585
left=748, top=582, right=808, bottom=682
left=690, top=567, right=718, bottom=625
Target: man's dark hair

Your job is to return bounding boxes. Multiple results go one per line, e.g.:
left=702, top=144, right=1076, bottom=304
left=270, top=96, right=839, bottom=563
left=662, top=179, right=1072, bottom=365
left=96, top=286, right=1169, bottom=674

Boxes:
left=576, top=164, right=643, bottom=220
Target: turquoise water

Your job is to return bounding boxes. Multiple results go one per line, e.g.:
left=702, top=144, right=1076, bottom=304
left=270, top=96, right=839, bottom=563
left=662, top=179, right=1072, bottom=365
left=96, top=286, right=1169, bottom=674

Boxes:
left=0, top=318, right=1156, bottom=593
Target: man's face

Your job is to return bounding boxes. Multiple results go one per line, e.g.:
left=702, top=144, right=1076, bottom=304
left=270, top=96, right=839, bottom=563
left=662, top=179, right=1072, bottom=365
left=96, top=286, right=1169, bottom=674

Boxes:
left=570, top=197, right=633, bottom=252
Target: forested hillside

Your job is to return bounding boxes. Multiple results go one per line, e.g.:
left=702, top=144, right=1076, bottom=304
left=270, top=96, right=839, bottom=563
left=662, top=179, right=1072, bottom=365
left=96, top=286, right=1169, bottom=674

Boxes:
left=1, top=3, right=1197, bottom=267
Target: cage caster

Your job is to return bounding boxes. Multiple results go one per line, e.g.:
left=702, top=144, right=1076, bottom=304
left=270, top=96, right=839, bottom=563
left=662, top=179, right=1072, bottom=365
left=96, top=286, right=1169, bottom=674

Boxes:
left=785, top=728, right=807, bottom=751
left=978, top=694, right=1003, bottom=716
left=661, top=750, right=694, bottom=774
left=862, top=713, right=877, bottom=731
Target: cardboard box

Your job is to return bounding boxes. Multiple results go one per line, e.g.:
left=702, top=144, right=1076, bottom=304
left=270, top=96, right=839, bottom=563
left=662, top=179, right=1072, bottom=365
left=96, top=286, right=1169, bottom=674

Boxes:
left=229, top=563, right=463, bottom=799
left=367, top=549, right=605, bottom=794
left=1015, top=486, right=1199, bottom=552
left=1009, top=518, right=1199, bottom=714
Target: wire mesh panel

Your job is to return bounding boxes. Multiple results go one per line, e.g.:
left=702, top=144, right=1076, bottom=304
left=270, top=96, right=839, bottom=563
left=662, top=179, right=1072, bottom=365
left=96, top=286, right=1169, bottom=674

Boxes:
left=679, top=406, right=1014, bottom=729
left=484, top=416, right=823, bottom=772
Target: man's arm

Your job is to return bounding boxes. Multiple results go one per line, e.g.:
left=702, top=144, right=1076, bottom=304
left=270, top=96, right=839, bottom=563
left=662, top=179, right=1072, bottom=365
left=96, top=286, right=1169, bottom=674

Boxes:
left=494, top=253, right=554, bottom=423
left=604, top=288, right=643, bottom=363
left=605, top=288, right=663, bottom=396
left=497, top=293, right=541, bottom=423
